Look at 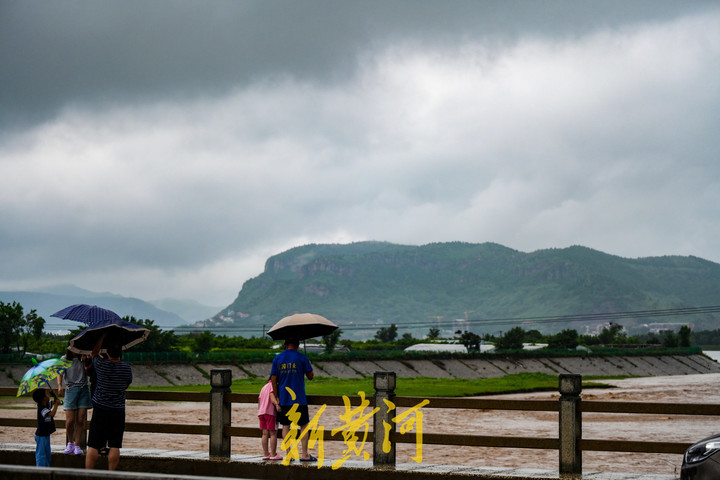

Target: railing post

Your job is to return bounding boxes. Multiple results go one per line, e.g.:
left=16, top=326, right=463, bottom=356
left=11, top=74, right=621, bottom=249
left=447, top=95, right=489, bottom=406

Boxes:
left=373, top=371, right=396, bottom=467
left=209, top=368, right=232, bottom=458
left=559, top=374, right=582, bottom=475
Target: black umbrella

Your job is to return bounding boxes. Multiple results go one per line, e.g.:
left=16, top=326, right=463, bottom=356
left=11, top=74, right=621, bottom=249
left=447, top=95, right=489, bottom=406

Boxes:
left=69, top=318, right=150, bottom=355
left=266, top=313, right=338, bottom=341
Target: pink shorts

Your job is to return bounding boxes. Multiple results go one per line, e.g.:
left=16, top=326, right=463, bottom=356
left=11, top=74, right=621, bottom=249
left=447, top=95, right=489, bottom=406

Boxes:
left=259, top=414, right=277, bottom=431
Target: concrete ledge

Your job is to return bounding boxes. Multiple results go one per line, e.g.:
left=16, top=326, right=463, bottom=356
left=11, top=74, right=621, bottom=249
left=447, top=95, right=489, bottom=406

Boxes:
left=0, top=443, right=678, bottom=480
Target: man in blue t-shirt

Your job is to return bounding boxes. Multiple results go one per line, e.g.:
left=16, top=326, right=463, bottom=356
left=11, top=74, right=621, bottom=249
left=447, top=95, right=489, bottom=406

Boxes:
left=271, top=337, right=315, bottom=461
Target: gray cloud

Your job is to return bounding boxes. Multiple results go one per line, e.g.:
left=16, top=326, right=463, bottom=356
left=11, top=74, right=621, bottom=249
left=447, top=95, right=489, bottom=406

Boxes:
left=1, top=2, right=719, bottom=305
left=2, top=0, right=713, bottom=127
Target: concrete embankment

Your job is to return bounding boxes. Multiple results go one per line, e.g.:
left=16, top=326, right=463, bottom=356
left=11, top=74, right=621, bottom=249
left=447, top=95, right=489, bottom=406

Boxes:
left=3, top=353, right=719, bottom=387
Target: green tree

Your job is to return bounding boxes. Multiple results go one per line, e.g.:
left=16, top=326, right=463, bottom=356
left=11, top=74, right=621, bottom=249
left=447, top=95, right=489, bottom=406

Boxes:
left=19, top=309, right=45, bottom=352
left=663, top=331, right=679, bottom=348
left=459, top=331, right=481, bottom=351
left=0, top=301, right=23, bottom=354
left=193, top=331, right=215, bottom=353
left=375, top=324, right=398, bottom=342
left=323, top=328, right=342, bottom=354
left=26, top=309, right=45, bottom=339
left=678, top=325, right=692, bottom=347
left=427, top=327, right=440, bottom=340
left=524, top=329, right=545, bottom=344
left=598, top=323, right=625, bottom=344
left=548, top=329, right=579, bottom=349
left=496, top=327, right=525, bottom=350
left=397, top=332, right=418, bottom=348
left=0, top=301, right=45, bottom=354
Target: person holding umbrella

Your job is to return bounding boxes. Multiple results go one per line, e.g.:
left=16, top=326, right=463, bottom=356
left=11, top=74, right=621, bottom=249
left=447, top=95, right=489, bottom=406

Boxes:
left=271, top=336, right=316, bottom=462
left=16, top=356, right=68, bottom=466
left=32, top=388, right=59, bottom=467
left=84, top=338, right=133, bottom=471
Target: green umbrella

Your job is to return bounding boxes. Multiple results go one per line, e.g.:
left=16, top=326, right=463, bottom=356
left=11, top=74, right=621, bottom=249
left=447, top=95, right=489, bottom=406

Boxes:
left=16, top=357, right=71, bottom=397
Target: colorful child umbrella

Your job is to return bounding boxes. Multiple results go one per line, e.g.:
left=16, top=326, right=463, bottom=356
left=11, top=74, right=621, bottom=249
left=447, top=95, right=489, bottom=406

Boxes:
left=17, top=357, right=71, bottom=397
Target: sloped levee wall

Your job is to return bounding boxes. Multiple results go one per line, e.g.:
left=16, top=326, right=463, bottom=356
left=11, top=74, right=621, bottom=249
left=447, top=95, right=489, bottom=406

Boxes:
left=2, top=354, right=719, bottom=388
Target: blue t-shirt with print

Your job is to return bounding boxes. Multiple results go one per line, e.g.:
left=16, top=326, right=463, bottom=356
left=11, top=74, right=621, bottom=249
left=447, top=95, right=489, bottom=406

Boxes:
left=271, top=349, right=313, bottom=406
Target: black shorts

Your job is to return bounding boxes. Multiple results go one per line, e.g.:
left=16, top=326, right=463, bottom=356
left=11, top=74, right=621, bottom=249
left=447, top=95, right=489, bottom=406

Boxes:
left=279, top=404, right=309, bottom=426
left=88, top=406, right=126, bottom=449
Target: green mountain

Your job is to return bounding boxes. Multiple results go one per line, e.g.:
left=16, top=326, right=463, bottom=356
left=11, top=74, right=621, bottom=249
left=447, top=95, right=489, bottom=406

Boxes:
left=201, top=241, right=720, bottom=339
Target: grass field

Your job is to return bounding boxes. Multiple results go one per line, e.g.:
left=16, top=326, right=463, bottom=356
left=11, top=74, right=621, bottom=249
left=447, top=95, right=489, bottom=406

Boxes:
left=129, top=372, right=619, bottom=397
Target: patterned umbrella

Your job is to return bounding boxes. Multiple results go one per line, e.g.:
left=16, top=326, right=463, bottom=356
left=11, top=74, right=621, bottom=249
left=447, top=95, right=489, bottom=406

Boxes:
left=17, top=357, right=71, bottom=397
left=51, top=304, right=121, bottom=326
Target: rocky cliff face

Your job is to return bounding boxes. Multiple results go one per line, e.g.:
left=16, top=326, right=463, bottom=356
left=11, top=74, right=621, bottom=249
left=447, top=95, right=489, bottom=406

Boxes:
left=198, top=242, right=720, bottom=339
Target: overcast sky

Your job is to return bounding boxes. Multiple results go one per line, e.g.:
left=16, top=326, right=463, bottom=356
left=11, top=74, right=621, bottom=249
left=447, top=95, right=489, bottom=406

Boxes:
left=1, top=1, right=719, bottom=307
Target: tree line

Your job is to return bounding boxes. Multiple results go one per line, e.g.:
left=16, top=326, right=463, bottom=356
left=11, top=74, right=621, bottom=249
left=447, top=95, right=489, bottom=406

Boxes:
left=372, top=321, right=693, bottom=351
left=0, top=301, right=45, bottom=354
left=0, top=301, right=711, bottom=357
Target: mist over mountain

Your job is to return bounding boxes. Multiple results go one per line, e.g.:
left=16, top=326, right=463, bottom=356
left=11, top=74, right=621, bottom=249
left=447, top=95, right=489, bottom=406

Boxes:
left=198, top=242, right=720, bottom=339
left=0, top=285, right=211, bottom=331
left=149, top=298, right=223, bottom=325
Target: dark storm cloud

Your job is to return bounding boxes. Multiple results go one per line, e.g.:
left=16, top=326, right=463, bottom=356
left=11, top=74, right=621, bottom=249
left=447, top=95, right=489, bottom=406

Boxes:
left=1, top=0, right=713, bottom=128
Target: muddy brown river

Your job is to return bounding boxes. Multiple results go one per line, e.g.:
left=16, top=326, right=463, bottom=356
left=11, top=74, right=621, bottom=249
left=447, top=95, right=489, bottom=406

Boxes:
left=2, top=373, right=718, bottom=476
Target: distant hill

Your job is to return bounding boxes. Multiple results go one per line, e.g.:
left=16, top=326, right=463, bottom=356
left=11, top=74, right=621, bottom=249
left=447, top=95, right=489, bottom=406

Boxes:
left=201, top=241, right=720, bottom=339
left=0, top=286, right=191, bottom=331
left=149, top=298, right=223, bottom=324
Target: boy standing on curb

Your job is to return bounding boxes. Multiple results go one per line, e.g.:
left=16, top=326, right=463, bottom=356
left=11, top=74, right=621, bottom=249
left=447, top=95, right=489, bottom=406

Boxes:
left=33, top=388, right=59, bottom=467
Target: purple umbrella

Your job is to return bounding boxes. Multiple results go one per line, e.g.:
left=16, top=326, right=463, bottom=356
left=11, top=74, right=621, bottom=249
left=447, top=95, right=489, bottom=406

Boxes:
left=51, top=304, right=121, bottom=326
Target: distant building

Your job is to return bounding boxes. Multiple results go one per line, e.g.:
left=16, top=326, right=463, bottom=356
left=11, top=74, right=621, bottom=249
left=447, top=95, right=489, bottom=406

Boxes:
left=643, top=323, right=694, bottom=334
left=302, top=344, right=350, bottom=353
left=404, top=343, right=468, bottom=354
left=589, top=322, right=624, bottom=335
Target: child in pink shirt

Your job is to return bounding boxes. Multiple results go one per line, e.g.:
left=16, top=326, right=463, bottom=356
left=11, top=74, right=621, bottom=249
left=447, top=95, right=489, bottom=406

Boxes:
left=258, top=378, right=282, bottom=460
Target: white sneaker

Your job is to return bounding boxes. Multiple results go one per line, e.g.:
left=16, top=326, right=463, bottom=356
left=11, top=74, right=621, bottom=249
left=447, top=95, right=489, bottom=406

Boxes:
left=64, top=442, right=74, bottom=454
left=73, top=445, right=83, bottom=455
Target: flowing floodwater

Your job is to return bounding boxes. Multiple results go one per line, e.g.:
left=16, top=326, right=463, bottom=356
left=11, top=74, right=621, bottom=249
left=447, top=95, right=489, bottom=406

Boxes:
left=704, top=350, right=720, bottom=362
